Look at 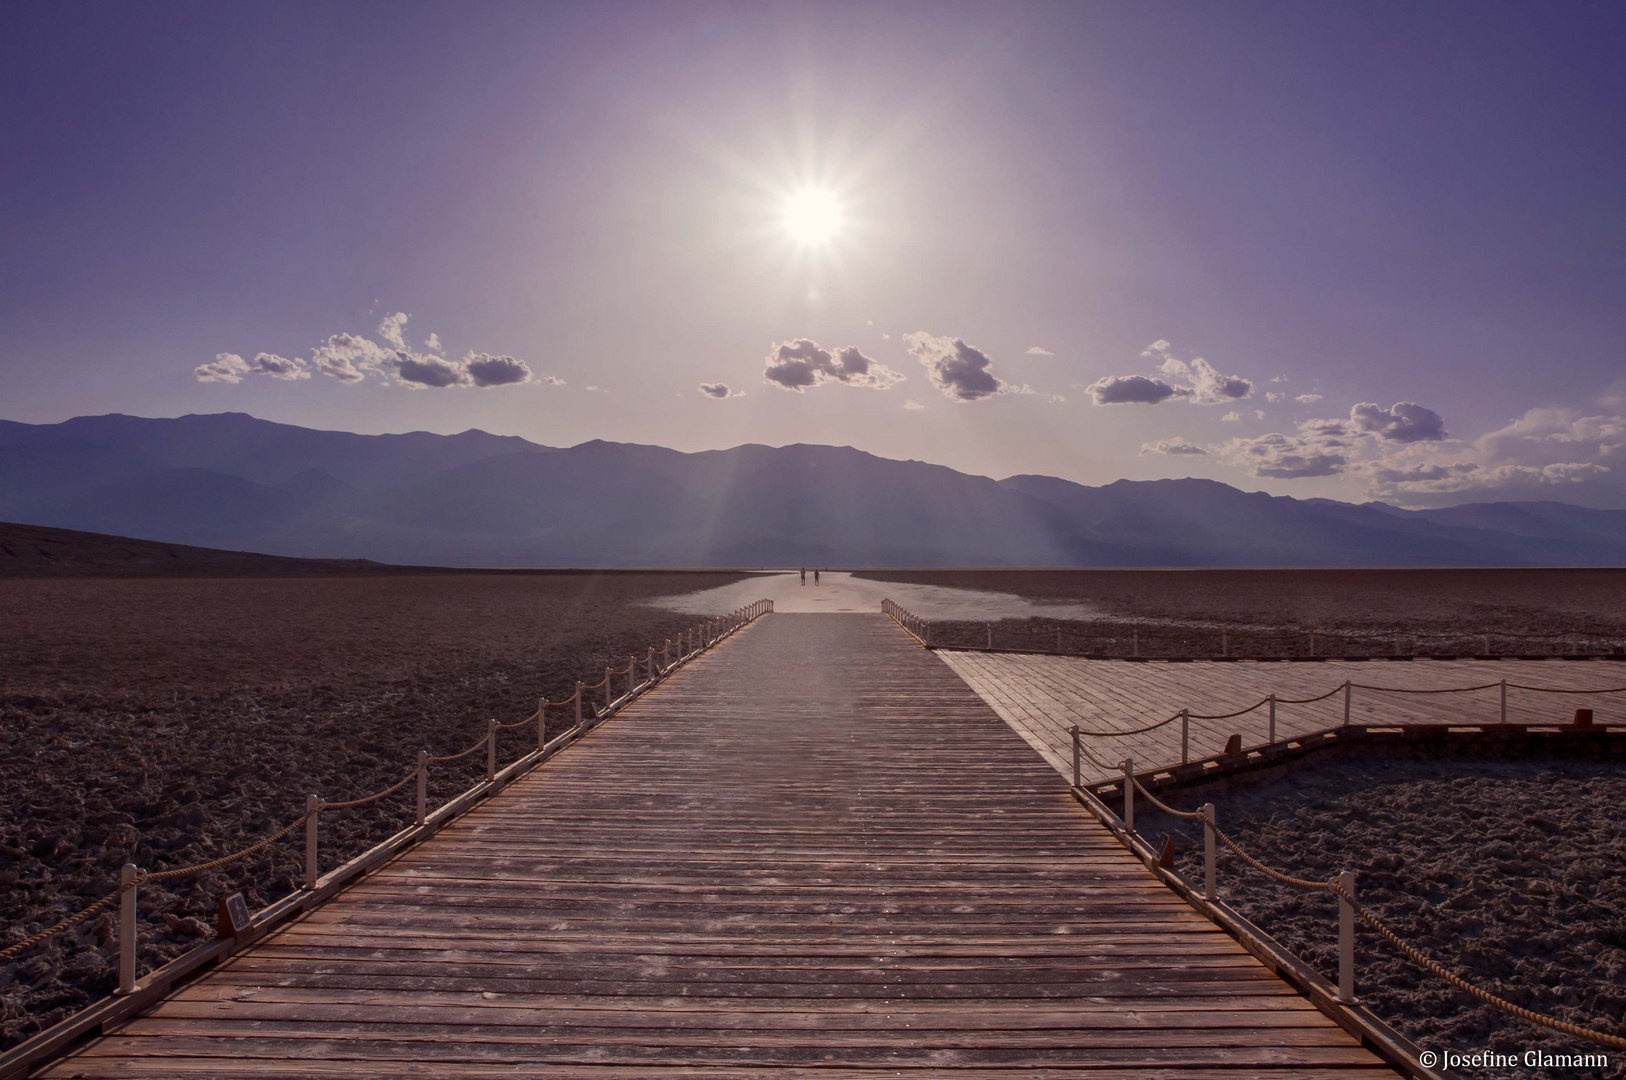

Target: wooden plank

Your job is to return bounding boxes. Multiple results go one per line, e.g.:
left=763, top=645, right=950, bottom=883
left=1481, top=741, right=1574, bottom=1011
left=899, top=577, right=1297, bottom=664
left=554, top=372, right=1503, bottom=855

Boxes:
left=35, top=614, right=1394, bottom=1078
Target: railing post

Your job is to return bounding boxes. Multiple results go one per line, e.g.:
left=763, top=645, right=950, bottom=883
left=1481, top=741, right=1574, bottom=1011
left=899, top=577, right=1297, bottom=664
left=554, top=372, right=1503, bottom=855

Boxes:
left=1268, top=694, right=1276, bottom=744
left=574, top=682, right=583, bottom=727
left=1500, top=679, right=1507, bottom=723
left=925, top=622, right=932, bottom=647
left=663, top=640, right=670, bottom=669
left=1221, top=631, right=1228, bottom=657
left=1070, top=724, right=1080, bottom=788
left=986, top=625, right=992, bottom=650
left=117, top=862, right=138, bottom=995
left=1311, top=632, right=1317, bottom=656
left=1337, top=870, right=1356, bottom=1002
left=1133, top=629, right=1139, bottom=657
left=1202, top=803, right=1216, bottom=901
left=1057, top=627, right=1062, bottom=654
left=1180, top=709, right=1189, bottom=763
left=416, top=750, right=428, bottom=826
left=1343, top=681, right=1351, bottom=726
left=628, top=655, right=636, bottom=697
left=1122, top=757, right=1134, bottom=834
left=538, top=699, right=546, bottom=752
left=305, top=794, right=320, bottom=890
left=604, top=668, right=612, bottom=711
left=486, top=718, right=497, bottom=781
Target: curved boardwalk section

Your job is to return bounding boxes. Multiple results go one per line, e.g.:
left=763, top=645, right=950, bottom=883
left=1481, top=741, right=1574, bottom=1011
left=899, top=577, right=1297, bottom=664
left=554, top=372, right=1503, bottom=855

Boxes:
left=40, top=614, right=1392, bottom=1077
left=941, top=651, right=1626, bottom=782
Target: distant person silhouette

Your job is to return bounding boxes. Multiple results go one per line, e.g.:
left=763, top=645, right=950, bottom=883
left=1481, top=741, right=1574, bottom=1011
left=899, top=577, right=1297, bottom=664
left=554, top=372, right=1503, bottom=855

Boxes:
left=814, top=569, right=820, bottom=586
left=800, top=567, right=806, bottom=585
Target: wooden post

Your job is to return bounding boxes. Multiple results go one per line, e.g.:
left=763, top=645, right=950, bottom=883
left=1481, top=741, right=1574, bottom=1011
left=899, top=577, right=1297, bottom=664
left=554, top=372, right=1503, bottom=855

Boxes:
left=1122, top=757, right=1134, bottom=834
left=1221, top=631, right=1227, bottom=657
left=1180, top=709, right=1189, bottom=763
left=1311, top=632, right=1317, bottom=656
left=1070, top=724, right=1080, bottom=788
left=1056, top=627, right=1062, bottom=653
left=574, top=682, right=583, bottom=727
left=1268, top=694, right=1276, bottom=744
left=1336, top=871, right=1356, bottom=1002
left=1202, top=804, right=1216, bottom=901
left=986, top=625, right=992, bottom=650
left=1500, top=679, right=1507, bottom=723
left=538, top=699, right=546, bottom=752
left=663, top=640, right=670, bottom=668
left=416, top=751, right=428, bottom=826
left=486, top=719, right=497, bottom=781
left=1133, top=629, right=1139, bottom=657
left=1484, top=634, right=1491, bottom=656
left=117, top=862, right=138, bottom=995
left=1343, top=681, right=1351, bottom=726
left=604, top=668, right=612, bottom=711
left=304, top=794, right=319, bottom=890
left=628, top=655, right=636, bottom=698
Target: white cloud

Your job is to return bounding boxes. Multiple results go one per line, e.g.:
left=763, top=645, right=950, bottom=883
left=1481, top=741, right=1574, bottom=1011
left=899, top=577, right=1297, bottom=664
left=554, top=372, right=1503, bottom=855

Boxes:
left=194, top=353, right=251, bottom=384
left=202, top=312, right=550, bottom=390
left=903, top=399, right=926, bottom=411
left=1025, top=345, right=1054, bottom=356
left=1047, top=393, right=1066, bottom=404
left=1221, top=411, right=1241, bottom=422
left=1220, top=431, right=1348, bottom=479
left=1266, top=392, right=1285, bottom=403
left=1140, top=438, right=1208, bottom=457
left=1090, top=340, right=1252, bottom=407
left=1295, top=393, right=1322, bottom=404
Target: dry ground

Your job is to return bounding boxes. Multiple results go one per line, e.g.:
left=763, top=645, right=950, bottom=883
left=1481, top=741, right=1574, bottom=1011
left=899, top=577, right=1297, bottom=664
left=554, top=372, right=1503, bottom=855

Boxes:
left=855, top=568, right=1626, bottom=656
left=0, top=572, right=751, bottom=1049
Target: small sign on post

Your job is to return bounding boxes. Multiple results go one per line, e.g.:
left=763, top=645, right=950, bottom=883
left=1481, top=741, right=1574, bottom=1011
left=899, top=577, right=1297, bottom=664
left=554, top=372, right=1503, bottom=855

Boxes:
left=216, top=891, right=251, bottom=940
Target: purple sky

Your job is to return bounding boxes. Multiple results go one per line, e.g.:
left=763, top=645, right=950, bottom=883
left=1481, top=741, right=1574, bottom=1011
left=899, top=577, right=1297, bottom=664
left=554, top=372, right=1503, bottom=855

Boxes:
left=4, top=1, right=1625, bottom=507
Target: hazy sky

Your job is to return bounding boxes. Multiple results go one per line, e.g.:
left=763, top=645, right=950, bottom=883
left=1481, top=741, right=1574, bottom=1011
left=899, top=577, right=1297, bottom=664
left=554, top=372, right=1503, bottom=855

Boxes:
left=4, top=1, right=1625, bottom=507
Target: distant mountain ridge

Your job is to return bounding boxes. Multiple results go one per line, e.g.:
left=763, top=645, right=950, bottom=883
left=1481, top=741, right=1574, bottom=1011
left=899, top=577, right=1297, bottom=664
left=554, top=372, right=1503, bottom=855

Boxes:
left=1, top=412, right=1623, bottom=567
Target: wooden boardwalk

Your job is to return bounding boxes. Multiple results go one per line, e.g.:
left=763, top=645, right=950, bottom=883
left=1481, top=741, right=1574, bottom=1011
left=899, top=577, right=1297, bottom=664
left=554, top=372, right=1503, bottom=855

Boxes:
left=40, top=614, right=1392, bottom=1077
left=940, top=651, right=1626, bottom=783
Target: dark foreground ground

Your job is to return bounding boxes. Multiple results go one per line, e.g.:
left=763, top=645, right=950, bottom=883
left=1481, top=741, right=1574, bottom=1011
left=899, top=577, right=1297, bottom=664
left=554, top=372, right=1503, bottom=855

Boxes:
left=1135, top=752, right=1626, bottom=1080
left=0, top=572, right=750, bottom=1049
left=856, top=568, right=1626, bottom=655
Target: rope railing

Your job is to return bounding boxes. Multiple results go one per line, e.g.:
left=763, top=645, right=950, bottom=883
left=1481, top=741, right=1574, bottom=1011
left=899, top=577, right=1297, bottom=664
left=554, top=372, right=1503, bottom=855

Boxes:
left=1, top=596, right=774, bottom=998
left=1077, top=744, right=1626, bottom=1052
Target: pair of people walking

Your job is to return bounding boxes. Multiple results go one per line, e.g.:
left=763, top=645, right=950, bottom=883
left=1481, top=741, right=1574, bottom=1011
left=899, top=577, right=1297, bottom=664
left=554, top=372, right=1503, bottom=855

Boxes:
left=799, top=567, right=821, bottom=586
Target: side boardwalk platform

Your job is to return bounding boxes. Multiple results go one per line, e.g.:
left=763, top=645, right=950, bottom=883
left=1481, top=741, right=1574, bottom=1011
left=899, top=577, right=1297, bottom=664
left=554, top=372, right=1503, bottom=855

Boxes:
left=39, top=614, right=1394, bottom=1077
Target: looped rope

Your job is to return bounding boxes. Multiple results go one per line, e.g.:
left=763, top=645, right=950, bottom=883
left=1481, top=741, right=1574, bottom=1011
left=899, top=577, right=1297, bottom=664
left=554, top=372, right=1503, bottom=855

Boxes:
left=138, top=810, right=312, bottom=883
left=427, top=732, right=490, bottom=763
left=1328, top=879, right=1626, bottom=1051
left=1350, top=681, right=1502, bottom=695
left=1127, top=774, right=1203, bottom=820
left=1084, top=712, right=1183, bottom=737
left=1505, top=682, right=1626, bottom=694
left=494, top=712, right=538, bottom=730
left=1187, top=700, right=1267, bottom=721
left=320, top=767, right=418, bottom=809
left=0, top=890, right=121, bottom=962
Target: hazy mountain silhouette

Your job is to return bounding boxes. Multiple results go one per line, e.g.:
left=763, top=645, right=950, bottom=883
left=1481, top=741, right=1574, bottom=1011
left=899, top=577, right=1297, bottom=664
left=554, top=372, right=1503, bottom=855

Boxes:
left=1, top=412, right=1623, bottom=567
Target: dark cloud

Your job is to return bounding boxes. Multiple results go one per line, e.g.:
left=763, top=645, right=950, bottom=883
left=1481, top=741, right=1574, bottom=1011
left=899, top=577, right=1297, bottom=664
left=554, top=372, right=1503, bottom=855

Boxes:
left=1087, top=375, right=1179, bottom=405
left=698, top=382, right=731, bottom=398
left=904, top=332, right=1010, bottom=401
left=395, top=354, right=470, bottom=388
left=763, top=339, right=905, bottom=392
left=464, top=354, right=532, bottom=387
left=1350, top=401, right=1446, bottom=442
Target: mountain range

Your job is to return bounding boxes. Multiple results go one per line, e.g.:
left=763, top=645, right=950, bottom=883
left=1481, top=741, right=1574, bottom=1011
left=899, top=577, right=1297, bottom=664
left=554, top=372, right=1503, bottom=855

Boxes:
left=1, top=412, right=1623, bottom=567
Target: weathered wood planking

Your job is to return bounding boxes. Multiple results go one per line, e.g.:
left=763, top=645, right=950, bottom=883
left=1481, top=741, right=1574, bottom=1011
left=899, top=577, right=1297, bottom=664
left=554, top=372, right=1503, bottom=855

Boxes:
left=40, top=614, right=1393, bottom=1077
left=939, top=651, right=1626, bottom=783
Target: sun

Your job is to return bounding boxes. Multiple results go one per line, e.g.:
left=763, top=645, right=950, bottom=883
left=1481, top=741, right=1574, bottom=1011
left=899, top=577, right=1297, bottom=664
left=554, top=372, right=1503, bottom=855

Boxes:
left=782, top=186, right=844, bottom=246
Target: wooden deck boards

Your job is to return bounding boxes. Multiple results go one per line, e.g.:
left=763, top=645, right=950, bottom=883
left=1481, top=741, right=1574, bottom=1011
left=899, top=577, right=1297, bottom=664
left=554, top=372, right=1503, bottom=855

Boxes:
left=39, top=614, right=1392, bottom=1077
left=939, top=651, right=1626, bottom=783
